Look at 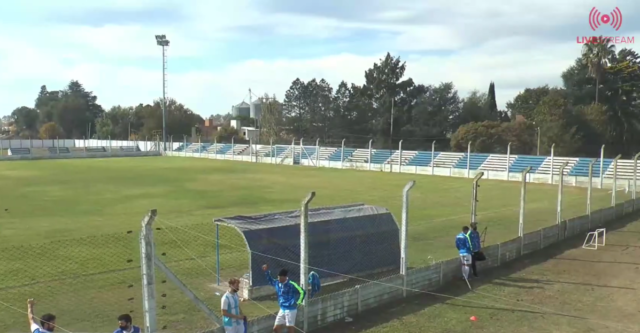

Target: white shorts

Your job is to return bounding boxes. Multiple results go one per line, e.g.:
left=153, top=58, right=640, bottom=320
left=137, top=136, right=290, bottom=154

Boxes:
left=275, top=309, right=297, bottom=327
left=459, top=254, right=472, bottom=265
left=224, top=325, right=244, bottom=333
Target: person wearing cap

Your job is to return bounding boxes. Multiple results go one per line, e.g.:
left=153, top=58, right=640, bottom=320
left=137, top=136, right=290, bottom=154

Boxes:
left=262, top=264, right=305, bottom=333
left=468, top=222, right=482, bottom=277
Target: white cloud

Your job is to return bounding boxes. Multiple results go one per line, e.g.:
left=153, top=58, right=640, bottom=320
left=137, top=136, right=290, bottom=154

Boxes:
left=1, top=0, right=640, bottom=117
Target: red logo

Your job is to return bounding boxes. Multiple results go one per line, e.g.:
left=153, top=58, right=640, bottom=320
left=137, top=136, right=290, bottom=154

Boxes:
left=589, top=7, right=623, bottom=31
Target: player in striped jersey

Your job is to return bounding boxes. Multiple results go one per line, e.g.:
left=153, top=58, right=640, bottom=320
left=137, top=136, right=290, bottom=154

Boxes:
left=221, top=278, right=246, bottom=333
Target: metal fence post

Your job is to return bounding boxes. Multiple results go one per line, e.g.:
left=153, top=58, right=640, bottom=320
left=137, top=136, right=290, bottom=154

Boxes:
left=634, top=153, right=640, bottom=210
left=140, top=209, right=158, bottom=333
left=216, top=223, right=220, bottom=286
left=599, top=145, right=605, bottom=188
left=270, top=139, right=274, bottom=164
left=300, top=191, right=316, bottom=333
left=431, top=141, right=436, bottom=175
left=587, top=159, right=596, bottom=230
left=315, top=138, right=320, bottom=167
left=231, top=136, right=235, bottom=161
left=519, top=167, right=532, bottom=243
left=506, top=142, right=512, bottom=181
left=340, top=139, right=346, bottom=169
left=198, top=136, right=202, bottom=156
left=397, top=139, right=403, bottom=174
left=612, top=154, right=622, bottom=206
left=466, top=141, right=472, bottom=178
left=183, top=135, right=187, bottom=157
left=549, top=144, right=555, bottom=184
left=557, top=162, right=569, bottom=231
left=368, top=139, right=373, bottom=171
left=401, top=180, right=416, bottom=298
left=471, top=172, right=485, bottom=224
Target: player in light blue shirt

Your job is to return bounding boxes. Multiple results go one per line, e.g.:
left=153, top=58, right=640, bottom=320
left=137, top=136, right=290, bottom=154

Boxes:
left=221, top=277, right=246, bottom=333
left=455, top=226, right=473, bottom=280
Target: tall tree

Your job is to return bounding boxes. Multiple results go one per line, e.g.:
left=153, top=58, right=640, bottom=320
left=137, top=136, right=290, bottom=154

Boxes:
left=581, top=37, right=616, bottom=104
left=487, top=81, right=498, bottom=118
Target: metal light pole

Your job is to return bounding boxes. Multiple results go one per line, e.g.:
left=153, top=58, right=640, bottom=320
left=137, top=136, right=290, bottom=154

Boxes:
left=155, top=34, right=170, bottom=152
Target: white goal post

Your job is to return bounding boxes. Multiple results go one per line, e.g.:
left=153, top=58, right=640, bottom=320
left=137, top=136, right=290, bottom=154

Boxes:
left=583, top=228, right=606, bottom=250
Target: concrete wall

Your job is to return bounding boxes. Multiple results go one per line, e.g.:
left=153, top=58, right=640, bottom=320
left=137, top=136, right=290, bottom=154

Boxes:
left=0, top=139, right=179, bottom=152
left=225, top=199, right=635, bottom=333
left=0, top=150, right=161, bottom=161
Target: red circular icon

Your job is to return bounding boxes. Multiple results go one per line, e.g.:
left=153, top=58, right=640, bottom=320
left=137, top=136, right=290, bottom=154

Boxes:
left=601, top=14, right=610, bottom=24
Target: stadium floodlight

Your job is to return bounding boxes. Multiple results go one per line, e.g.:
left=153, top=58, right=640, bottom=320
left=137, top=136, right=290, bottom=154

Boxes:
left=155, top=35, right=170, bottom=152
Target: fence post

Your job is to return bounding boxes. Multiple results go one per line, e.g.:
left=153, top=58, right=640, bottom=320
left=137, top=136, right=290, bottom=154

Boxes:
left=356, top=285, right=361, bottom=314
left=466, top=141, right=472, bottom=178
left=290, top=138, right=295, bottom=165
left=471, top=172, right=485, bottom=224
left=397, top=139, right=403, bottom=174
left=368, top=139, right=373, bottom=171
left=300, top=191, right=316, bottom=333
left=556, top=162, right=569, bottom=240
left=612, top=154, right=622, bottom=206
left=183, top=135, right=187, bottom=157
left=400, top=180, right=416, bottom=297
left=431, top=141, right=436, bottom=175
left=587, top=159, right=596, bottom=230
left=216, top=223, right=220, bottom=285
left=270, top=139, right=274, bottom=164
left=56, top=137, right=60, bottom=154
left=299, top=138, right=304, bottom=165
left=140, top=209, right=158, bottom=333
left=315, top=138, right=320, bottom=167
left=341, top=139, right=345, bottom=169
left=549, top=143, right=555, bottom=184
left=506, top=142, right=512, bottom=181
left=599, top=145, right=605, bottom=189
left=198, top=136, right=202, bottom=156
left=519, top=167, right=532, bottom=254
left=231, top=136, right=236, bottom=161
left=634, top=153, right=640, bottom=210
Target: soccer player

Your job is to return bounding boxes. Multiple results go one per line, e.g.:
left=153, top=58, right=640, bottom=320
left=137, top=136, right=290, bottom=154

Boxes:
left=27, top=299, right=56, bottom=333
left=468, top=222, right=482, bottom=277
left=221, top=277, right=246, bottom=333
left=455, top=226, right=473, bottom=280
left=114, top=314, right=141, bottom=333
left=262, top=264, right=305, bottom=333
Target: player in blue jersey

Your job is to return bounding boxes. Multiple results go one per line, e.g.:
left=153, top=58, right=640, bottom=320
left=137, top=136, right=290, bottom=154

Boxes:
left=262, top=264, right=305, bottom=333
left=27, top=299, right=56, bottom=333
left=113, top=314, right=140, bottom=333
left=455, top=226, right=473, bottom=280
left=468, top=222, right=482, bottom=277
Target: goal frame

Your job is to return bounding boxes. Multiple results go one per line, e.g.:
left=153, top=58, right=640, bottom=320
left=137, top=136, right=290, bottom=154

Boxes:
left=582, top=228, right=606, bottom=250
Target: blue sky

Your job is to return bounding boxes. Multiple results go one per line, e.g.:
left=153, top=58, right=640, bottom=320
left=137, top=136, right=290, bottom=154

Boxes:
left=1, top=0, right=639, bottom=118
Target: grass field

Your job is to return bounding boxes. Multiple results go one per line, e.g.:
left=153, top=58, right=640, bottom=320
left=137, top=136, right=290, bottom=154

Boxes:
left=319, top=216, right=640, bottom=333
left=0, top=157, right=625, bottom=333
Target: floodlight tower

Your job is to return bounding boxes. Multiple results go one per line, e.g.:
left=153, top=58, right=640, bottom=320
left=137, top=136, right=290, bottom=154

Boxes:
left=155, top=34, right=170, bottom=151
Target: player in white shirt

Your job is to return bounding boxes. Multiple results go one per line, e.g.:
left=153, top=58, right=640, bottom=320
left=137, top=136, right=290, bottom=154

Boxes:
left=27, top=299, right=57, bottom=333
left=221, top=278, right=246, bottom=333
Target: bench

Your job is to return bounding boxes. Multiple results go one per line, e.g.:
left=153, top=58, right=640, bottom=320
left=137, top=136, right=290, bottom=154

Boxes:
left=48, top=147, right=71, bottom=154
left=8, top=148, right=30, bottom=155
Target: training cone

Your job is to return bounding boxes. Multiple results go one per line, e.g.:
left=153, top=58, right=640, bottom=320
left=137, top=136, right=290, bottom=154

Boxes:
left=470, top=316, right=477, bottom=321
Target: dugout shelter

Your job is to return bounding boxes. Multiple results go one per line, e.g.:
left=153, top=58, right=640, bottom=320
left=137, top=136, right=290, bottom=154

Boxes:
left=213, top=203, right=400, bottom=296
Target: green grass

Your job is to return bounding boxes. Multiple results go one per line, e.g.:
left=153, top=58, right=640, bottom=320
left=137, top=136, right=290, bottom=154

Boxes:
left=0, top=157, right=621, bottom=333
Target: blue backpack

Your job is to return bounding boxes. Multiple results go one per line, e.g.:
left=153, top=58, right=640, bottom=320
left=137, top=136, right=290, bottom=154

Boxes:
left=308, top=271, right=321, bottom=298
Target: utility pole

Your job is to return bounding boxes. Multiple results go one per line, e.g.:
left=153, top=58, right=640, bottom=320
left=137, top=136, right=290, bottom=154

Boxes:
left=155, top=35, right=170, bottom=151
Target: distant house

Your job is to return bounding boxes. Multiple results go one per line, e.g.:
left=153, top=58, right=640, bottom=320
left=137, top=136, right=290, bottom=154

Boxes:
left=198, top=118, right=221, bottom=138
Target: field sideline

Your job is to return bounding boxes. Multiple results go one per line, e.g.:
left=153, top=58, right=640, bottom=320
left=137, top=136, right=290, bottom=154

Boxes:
left=0, top=157, right=623, bottom=332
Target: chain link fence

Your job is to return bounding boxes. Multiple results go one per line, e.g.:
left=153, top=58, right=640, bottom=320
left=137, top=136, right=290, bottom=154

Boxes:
left=0, top=230, right=140, bottom=333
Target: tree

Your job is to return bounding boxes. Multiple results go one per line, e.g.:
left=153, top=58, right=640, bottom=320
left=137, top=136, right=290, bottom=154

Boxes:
left=95, top=117, right=114, bottom=139
left=39, top=122, right=65, bottom=139
left=215, top=125, right=242, bottom=143
left=487, top=81, right=498, bottom=118
left=582, top=37, right=616, bottom=104
left=11, top=106, right=39, bottom=134
left=259, top=94, right=284, bottom=143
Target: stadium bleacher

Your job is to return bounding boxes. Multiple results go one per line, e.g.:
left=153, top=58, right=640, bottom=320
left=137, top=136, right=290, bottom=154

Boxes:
left=406, top=151, right=440, bottom=167
left=479, top=154, right=516, bottom=172
left=431, top=152, right=464, bottom=168
left=314, top=147, right=337, bottom=160
left=266, top=145, right=290, bottom=158
left=604, top=158, right=636, bottom=180
left=347, top=149, right=370, bottom=163
left=387, top=150, right=417, bottom=165
left=453, top=153, right=490, bottom=170
left=48, top=147, right=71, bottom=154
left=327, top=148, right=356, bottom=162
left=568, top=158, right=610, bottom=177
left=509, top=155, right=547, bottom=173
left=536, top=157, right=579, bottom=175
left=299, top=146, right=317, bottom=160
left=370, top=150, right=395, bottom=164
left=8, top=148, right=30, bottom=155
